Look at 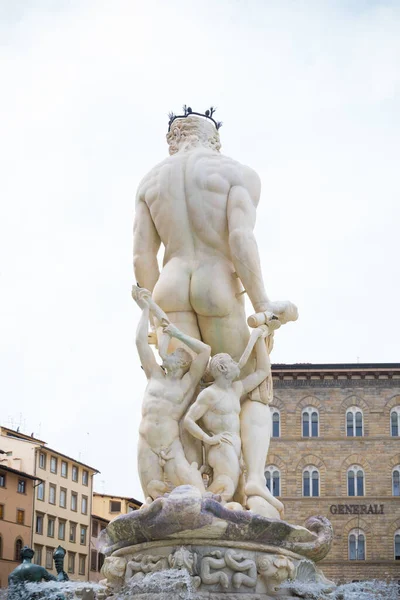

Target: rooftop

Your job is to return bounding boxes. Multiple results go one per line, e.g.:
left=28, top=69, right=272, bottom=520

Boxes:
left=0, top=462, right=43, bottom=481
left=0, top=426, right=100, bottom=474
left=93, top=492, right=142, bottom=505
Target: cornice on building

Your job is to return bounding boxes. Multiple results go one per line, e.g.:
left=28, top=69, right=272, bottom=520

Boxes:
left=271, top=363, right=400, bottom=387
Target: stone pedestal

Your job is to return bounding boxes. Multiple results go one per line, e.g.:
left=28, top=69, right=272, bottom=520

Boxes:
left=98, top=486, right=334, bottom=599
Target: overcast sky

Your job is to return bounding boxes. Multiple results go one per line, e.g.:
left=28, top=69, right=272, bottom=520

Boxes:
left=1, top=0, right=399, bottom=500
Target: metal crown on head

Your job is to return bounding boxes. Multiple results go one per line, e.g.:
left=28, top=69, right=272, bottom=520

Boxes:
left=168, top=105, right=222, bottom=132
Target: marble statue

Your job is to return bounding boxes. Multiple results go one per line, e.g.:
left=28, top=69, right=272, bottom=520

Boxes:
left=133, top=111, right=298, bottom=514
left=96, top=108, right=335, bottom=599
left=132, top=285, right=209, bottom=501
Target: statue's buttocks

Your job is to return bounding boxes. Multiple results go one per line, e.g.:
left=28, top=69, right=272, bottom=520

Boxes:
left=138, top=150, right=257, bottom=318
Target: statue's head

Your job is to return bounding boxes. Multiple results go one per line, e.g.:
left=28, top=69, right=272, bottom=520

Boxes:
left=21, top=546, right=34, bottom=561
left=162, top=348, right=192, bottom=376
left=209, top=353, right=240, bottom=382
left=166, top=115, right=221, bottom=155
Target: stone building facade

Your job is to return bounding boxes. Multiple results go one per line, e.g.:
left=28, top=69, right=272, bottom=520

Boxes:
left=268, top=363, right=400, bottom=583
left=0, top=461, right=40, bottom=586
left=0, top=427, right=99, bottom=581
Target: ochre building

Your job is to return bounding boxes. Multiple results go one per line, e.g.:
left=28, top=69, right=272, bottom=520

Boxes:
left=268, top=363, right=400, bottom=583
left=0, top=427, right=99, bottom=581
left=0, top=458, right=41, bottom=586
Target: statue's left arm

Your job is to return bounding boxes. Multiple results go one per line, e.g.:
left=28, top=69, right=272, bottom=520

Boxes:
left=133, top=195, right=161, bottom=292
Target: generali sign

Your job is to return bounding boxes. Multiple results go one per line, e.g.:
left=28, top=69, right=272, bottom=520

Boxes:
left=329, top=504, right=384, bottom=515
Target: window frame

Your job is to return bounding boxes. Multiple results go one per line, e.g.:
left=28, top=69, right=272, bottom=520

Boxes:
left=59, top=487, right=67, bottom=509
left=45, top=547, right=54, bottom=570
left=265, top=465, right=281, bottom=497
left=61, top=461, right=68, bottom=478
left=50, top=456, right=58, bottom=474
left=17, top=479, right=26, bottom=494
left=80, top=525, right=87, bottom=546
left=348, top=528, right=366, bottom=560
left=302, top=407, right=319, bottom=438
left=395, top=530, right=400, bottom=561
left=346, top=406, right=364, bottom=437
left=49, top=484, right=56, bottom=505
left=393, top=466, right=400, bottom=497
left=15, top=538, right=23, bottom=561
left=71, top=491, right=78, bottom=512
left=47, top=517, right=55, bottom=538
left=68, top=552, right=75, bottom=574
left=16, top=509, right=25, bottom=525
left=271, top=408, right=280, bottom=438
left=110, top=500, right=122, bottom=513
left=391, top=407, right=400, bottom=437
left=302, top=466, right=320, bottom=497
left=37, top=481, right=45, bottom=501
left=72, top=466, right=79, bottom=482
left=38, top=452, right=47, bottom=470
left=35, top=513, right=44, bottom=535
left=81, top=495, right=88, bottom=515
left=79, top=553, right=86, bottom=576
left=69, top=522, right=77, bottom=543
left=58, top=520, right=66, bottom=541
left=347, top=465, right=365, bottom=497
left=82, top=470, right=89, bottom=486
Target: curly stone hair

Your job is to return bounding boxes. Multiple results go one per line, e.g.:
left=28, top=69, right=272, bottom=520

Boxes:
left=166, top=115, right=221, bottom=155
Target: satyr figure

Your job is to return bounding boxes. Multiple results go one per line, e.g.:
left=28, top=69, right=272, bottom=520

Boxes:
left=133, top=110, right=297, bottom=511
left=184, top=325, right=282, bottom=516
left=132, top=286, right=210, bottom=500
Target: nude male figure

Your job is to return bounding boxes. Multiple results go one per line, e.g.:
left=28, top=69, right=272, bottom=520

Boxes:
left=184, top=326, right=282, bottom=516
left=132, top=287, right=210, bottom=501
left=133, top=113, right=297, bottom=510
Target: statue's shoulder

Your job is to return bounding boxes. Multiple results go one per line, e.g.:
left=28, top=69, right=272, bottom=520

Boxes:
left=218, top=154, right=261, bottom=188
left=136, top=156, right=172, bottom=195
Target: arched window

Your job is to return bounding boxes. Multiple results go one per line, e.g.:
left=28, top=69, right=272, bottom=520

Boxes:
left=303, top=466, right=319, bottom=497
left=393, top=467, right=400, bottom=497
left=347, top=465, right=364, bottom=496
left=265, top=466, right=280, bottom=497
left=348, top=529, right=366, bottom=560
left=391, top=407, right=400, bottom=437
left=395, top=530, right=400, bottom=560
left=302, top=408, right=319, bottom=437
left=15, top=538, right=23, bottom=562
left=271, top=409, right=280, bottom=438
left=346, top=407, right=363, bottom=437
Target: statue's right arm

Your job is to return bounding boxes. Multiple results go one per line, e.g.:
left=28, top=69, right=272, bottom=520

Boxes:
left=133, top=195, right=161, bottom=292
left=136, top=304, right=162, bottom=379
left=166, top=325, right=211, bottom=389
left=227, top=172, right=270, bottom=313
left=184, top=393, right=210, bottom=443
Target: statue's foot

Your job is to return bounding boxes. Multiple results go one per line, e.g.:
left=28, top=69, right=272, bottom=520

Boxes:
left=247, top=495, right=281, bottom=519
left=245, top=481, right=284, bottom=515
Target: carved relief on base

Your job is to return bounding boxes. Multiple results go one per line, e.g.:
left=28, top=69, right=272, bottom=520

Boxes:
left=100, top=542, right=328, bottom=597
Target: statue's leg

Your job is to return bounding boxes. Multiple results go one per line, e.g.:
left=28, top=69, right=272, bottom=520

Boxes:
left=164, top=439, right=205, bottom=494
left=241, top=401, right=284, bottom=515
left=207, top=440, right=241, bottom=503
left=138, top=437, right=167, bottom=500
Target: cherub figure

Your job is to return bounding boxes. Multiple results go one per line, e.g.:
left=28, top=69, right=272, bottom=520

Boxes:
left=132, top=286, right=210, bottom=501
